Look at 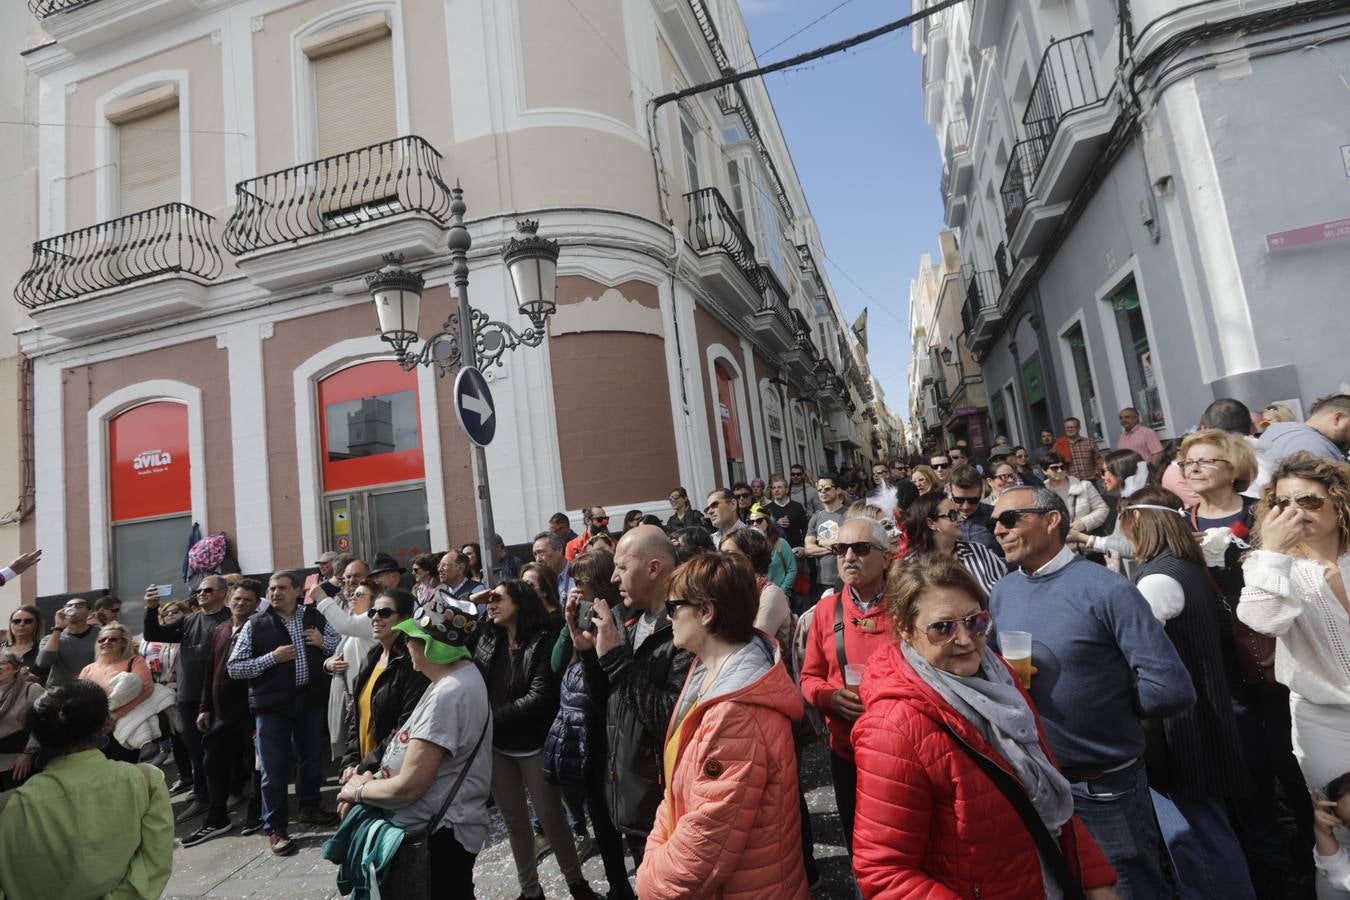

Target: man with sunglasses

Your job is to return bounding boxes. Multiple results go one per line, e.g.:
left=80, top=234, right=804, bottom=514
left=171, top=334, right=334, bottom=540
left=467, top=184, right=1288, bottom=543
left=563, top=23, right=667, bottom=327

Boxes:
left=788, top=465, right=824, bottom=515
left=704, top=488, right=747, bottom=543
left=804, top=477, right=849, bottom=606
left=947, top=465, right=1001, bottom=555
left=928, top=453, right=953, bottom=486
left=566, top=505, right=609, bottom=562
left=731, top=482, right=755, bottom=523
left=800, top=517, right=895, bottom=873
left=36, top=597, right=98, bottom=688
left=142, top=575, right=233, bottom=824
left=989, top=486, right=1193, bottom=896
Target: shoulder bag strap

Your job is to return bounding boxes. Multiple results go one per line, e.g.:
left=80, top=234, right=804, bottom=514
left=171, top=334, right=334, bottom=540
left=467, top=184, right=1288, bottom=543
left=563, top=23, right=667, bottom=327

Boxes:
left=833, top=591, right=848, bottom=676
left=937, top=721, right=1088, bottom=900
left=425, top=717, right=490, bottom=837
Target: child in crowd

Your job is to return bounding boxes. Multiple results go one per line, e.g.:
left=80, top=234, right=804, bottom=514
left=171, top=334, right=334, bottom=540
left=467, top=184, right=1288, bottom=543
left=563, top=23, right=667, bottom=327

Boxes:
left=1314, top=774, right=1350, bottom=890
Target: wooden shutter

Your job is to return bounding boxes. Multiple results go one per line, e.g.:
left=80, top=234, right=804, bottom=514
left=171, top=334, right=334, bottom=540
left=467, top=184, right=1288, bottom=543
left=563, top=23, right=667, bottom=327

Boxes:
left=118, top=105, right=181, bottom=214
left=313, top=34, right=397, bottom=158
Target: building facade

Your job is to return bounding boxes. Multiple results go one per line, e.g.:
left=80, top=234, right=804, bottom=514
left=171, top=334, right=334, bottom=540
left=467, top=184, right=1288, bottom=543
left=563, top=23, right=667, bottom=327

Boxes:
left=912, top=0, right=1350, bottom=457
left=13, top=0, right=886, bottom=605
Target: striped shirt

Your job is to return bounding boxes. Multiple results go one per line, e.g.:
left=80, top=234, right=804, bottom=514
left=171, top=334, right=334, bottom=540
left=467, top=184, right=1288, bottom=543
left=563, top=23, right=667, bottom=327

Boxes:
left=226, top=608, right=339, bottom=686
left=955, top=540, right=1009, bottom=596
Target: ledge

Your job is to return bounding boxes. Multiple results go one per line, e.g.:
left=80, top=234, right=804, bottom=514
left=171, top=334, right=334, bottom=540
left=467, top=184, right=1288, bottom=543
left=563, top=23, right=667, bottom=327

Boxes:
left=232, top=214, right=446, bottom=292
left=28, top=275, right=212, bottom=339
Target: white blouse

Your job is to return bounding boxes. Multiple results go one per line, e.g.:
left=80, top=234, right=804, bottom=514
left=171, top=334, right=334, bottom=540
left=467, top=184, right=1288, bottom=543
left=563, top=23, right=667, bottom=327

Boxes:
left=1238, top=550, right=1350, bottom=706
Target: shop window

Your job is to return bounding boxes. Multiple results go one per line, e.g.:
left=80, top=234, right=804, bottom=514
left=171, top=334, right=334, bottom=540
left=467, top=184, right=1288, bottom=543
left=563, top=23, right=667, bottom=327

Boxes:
left=1107, top=281, right=1165, bottom=430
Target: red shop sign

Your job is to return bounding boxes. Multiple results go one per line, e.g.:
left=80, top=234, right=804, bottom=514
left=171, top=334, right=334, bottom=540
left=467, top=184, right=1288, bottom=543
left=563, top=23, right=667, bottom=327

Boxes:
left=109, top=401, right=191, bottom=521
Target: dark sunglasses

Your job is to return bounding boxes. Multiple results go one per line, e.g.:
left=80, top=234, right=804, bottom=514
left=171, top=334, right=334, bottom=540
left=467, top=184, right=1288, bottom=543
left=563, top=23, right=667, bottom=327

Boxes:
left=831, top=541, right=885, bottom=558
left=664, top=598, right=694, bottom=618
left=932, top=463, right=951, bottom=470
left=930, top=509, right=961, bottom=522
left=993, top=508, right=1049, bottom=529
left=733, top=492, right=751, bottom=499
left=951, top=496, right=982, bottom=507
left=924, top=611, right=993, bottom=645
left=9, top=617, right=36, bottom=626
left=750, top=517, right=768, bottom=525
left=592, top=516, right=610, bottom=524
left=1274, top=493, right=1327, bottom=512
left=1044, top=464, right=1065, bottom=472
left=367, top=607, right=399, bottom=620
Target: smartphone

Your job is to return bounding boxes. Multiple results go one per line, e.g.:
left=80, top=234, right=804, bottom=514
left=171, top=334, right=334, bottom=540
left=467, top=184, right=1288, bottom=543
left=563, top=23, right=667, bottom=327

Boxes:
left=156, top=584, right=173, bottom=598
left=577, top=600, right=597, bottom=632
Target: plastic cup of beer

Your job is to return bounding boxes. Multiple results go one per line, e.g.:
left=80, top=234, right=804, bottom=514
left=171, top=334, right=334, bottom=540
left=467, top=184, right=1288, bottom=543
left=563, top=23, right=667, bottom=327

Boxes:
left=844, top=663, right=865, bottom=692
left=1002, top=631, right=1033, bottom=689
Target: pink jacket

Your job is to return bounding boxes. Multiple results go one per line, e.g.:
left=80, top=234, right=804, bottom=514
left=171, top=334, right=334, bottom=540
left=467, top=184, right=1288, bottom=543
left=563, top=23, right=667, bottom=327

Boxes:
left=638, top=636, right=808, bottom=900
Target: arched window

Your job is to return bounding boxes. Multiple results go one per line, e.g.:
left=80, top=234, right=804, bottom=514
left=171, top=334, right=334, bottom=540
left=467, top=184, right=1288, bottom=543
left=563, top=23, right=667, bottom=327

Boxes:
left=317, top=360, right=429, bottom=569
left=715, top=361, right=746, bottom=486
left=762, top=382, right=786, bottom=477
left=109, top=401, right=191, bottom=604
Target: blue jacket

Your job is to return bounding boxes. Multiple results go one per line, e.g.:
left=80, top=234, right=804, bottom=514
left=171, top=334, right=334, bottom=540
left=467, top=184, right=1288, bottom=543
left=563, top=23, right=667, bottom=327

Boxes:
left=542, top=659, right=592, bottom=788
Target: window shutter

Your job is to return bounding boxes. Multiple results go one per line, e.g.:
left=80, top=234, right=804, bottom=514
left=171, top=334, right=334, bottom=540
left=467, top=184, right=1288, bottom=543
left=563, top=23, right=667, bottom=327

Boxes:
left=313, top=34, right=397, bottom=158
left=118, top=105, right=181, bottom=214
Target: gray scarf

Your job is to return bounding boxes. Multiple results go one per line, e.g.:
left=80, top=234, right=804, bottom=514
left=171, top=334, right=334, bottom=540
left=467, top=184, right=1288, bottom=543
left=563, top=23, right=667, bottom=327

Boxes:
left=901, top=642, right=1074, bottom=834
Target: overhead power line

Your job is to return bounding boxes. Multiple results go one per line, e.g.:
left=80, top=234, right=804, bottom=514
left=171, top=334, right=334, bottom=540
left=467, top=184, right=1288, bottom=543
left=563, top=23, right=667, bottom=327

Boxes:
left=756, top=0, right=863, bottom=60
left=650, top=0, right=966, bottom=110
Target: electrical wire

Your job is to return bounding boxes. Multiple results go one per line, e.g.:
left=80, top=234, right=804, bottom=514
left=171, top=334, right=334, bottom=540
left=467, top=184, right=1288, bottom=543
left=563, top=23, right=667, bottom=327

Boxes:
left=755, top=0, right=863, bottom=60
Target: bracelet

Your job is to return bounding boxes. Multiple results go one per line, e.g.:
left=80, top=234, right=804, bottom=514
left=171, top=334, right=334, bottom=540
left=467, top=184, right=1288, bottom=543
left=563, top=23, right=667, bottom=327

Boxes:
left=354, top=782, right=365, bottom=804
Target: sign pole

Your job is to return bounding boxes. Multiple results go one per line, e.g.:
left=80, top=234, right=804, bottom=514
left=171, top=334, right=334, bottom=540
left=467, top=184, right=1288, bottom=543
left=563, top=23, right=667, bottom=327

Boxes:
left=447, top=189, right=499, bottom=588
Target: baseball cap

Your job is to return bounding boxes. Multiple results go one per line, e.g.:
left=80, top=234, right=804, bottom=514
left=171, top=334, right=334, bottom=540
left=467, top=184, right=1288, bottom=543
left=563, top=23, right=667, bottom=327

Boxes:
left=315, top=551, right=340, bottom=565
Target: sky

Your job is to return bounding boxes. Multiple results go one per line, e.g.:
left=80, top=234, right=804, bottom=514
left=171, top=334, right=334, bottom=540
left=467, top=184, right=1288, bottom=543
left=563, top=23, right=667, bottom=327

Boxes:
left=738, top=0, right=946, bottom=421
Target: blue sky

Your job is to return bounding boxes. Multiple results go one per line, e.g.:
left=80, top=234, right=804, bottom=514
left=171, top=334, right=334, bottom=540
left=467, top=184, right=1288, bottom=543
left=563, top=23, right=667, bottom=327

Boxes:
left=739, top=0, right=945, bottom=419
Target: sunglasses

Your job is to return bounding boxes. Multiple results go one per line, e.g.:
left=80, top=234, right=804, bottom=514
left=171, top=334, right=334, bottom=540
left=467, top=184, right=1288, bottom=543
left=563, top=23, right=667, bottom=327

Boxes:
left=1044, top=463, right=1065, bottom=472
left=96, top=636, right=123, bottom=644
left=665, top=598, right=695, bottom=618
left=993, top=508, right=1049, bottom=529
left=924, top=611, right=993, bottom=644
left=930, top=509, right=961, bottom=522
left=750, top=517, right=768, bottom=525
left=831, top=541, right=886, bottom=558
left=951, top=496, right=982, bottom=507
left=9, top=618, right=36, bottom=626
left=592, top=516, right=610, bottom=524
left=668, top=495, right=683, bottom=503
left=734, top=492, right=751, bottom=499
left=194, top=586, right=219, bottom=595
left=704, top=501, right=727, bottom=513
left=790, top=472, right=804, bottom=478
left=367, top=607, right=399, bottom=619
left=1274, top=493, right=1328, bottom=512
left=932, top=463, right=950, bottom=470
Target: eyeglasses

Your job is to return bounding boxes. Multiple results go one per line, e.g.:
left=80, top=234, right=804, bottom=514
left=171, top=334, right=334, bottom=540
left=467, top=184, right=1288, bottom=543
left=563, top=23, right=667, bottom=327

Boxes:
left=704, top=500, right=726, bottom=514
left=96, top=636, right=123, bottom=645
left=816, top=483, right=834, bottom=492
left=1274, top=493, right=1328, bottom=512
left=951, top=495, right=982, bottom=507
left=573, top=576, right=593, bottom=586
left=932, top=463, right=950, bottom=470
left=831, top=541, right=886, bottom=558
left=993, top=508, right=1049, bottom=529
left=750, top=517, right=768, bottom=525
left=993, top=473, right=1017, bottom=483
left=930, top=509, right=961, bottom=523
left=367, top=607, right=399, bottom=620
left=1179, top=458, right=1229, bottom=472
left=1044, top=463, right=1065, bottom=472
left=592, top=516, right=610, bottom=524
left=790, top=471, right=804, bottom=478
left=923, top=611, right=993, bottom=645
left=733, top=492, right=751, bottom=500
left=664, top=598, right=695, bottom=618
left=9, top=618, right=35, bottom=626
left=668, top=494, right=682, bottom=503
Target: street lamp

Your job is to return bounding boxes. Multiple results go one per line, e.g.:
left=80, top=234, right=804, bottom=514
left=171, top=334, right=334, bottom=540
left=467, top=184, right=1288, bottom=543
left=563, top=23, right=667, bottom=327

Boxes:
left=366, top=187, right=561, bottom=585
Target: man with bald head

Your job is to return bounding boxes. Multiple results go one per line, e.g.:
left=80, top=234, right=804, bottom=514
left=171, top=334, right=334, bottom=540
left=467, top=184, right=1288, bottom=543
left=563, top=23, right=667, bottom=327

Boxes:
left=566, top=525, right=692, bottom=869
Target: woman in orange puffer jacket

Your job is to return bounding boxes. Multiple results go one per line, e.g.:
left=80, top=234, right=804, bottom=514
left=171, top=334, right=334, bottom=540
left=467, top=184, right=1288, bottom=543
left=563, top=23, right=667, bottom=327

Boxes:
left=852, top=554, right=1118, bottom=899
left=638, top=552, right=809, bottom=900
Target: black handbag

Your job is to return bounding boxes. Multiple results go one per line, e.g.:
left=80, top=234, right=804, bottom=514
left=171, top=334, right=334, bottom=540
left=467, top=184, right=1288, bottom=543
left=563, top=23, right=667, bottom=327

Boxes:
left=380, top=718, right=489, bottom=899
left=938, top=721, right=1089, bottom=900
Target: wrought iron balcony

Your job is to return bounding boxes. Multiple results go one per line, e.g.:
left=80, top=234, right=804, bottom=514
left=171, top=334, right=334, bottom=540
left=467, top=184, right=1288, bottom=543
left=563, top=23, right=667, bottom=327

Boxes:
left=1023, top=32, right=1101, bottom=154
left=758, top=265, right=793, bottom=331
left=959, top=267, right=1000, bottom=335
left=15, top=203, right=222, bottom=309
left=222, top=135, right=453, bottom=255
left=999, top=137, right=1047, bottom=237
left=686, top=187, right=764, bottom=293
left=28, top=0, right=94, bottom=18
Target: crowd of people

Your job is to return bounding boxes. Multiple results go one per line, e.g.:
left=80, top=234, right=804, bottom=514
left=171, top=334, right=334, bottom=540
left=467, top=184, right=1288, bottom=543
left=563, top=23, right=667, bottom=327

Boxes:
left=0, top=393, right=1348, bottom=899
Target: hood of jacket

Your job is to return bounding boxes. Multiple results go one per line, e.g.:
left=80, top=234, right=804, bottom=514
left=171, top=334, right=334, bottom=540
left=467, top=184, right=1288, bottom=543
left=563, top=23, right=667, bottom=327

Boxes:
left=671, top=633, right=802, bottom=735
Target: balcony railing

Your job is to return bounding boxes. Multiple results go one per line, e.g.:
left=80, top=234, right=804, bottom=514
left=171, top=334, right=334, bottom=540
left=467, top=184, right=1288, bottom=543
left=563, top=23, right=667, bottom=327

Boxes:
left=945, top=116, right=969, bottom=159
left=999, top=137, right=1047, bottom=236
left=15, top=203, right=222, bottom=309
left=959, top=267, right=1000, bottom=334
left=28, top=0, right=95, bottom=17
left=222, top=135, right=453, bottom=255
left=758, top=266, right=793, bottom=331
left=1024, top=32, right=1101, bottom=149
left=994, top=241, right=1012, bottom=292
left=686, top=187, right=764, bottom=292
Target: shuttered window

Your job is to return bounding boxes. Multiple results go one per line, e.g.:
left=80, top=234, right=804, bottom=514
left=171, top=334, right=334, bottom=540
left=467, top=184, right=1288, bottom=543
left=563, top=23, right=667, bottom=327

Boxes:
left=313, top=33, right=397, bottom=158
left=117, top=104, right=181, bottom=214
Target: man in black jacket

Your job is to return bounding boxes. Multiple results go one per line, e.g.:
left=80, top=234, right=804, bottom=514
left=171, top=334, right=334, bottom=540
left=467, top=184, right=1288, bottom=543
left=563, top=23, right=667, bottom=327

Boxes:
left=569, top=525, right=691, bottom=868
left=142, top=575, right=232, bottom=823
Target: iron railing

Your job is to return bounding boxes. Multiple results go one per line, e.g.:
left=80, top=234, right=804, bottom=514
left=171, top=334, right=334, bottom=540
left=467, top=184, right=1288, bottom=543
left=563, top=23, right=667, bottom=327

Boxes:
left=945, top=116, right=969, bottom=159
left=940, top=166, right=952, bottom=201
left=15, top=203, right=222, bottom=309
left=222, top=135, right=453, bottom=255
left=686, top=188, right=764, bottom=292
left=28, top=0, right=97, bottom=18
left=1024, top=32, right=1101, bottom=148
left=959, top=267, right=1000, bottom=334
left=999, top=137, right=1047, bottom=236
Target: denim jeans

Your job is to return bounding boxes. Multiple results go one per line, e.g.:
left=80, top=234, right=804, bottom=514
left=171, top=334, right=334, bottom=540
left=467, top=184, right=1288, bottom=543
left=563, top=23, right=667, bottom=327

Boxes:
left=177, top=698, right=208, bottom=799
left=1151, top=789, right=1256, bottom=900
left=254, top=699, right=325, bottom=834
left=1068, top=759, right=1169, bottom=900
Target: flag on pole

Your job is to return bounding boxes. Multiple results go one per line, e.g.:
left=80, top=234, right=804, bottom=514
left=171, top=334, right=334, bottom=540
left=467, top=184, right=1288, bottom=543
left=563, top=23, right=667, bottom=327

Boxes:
left=851, top=308, right=869, bottom=353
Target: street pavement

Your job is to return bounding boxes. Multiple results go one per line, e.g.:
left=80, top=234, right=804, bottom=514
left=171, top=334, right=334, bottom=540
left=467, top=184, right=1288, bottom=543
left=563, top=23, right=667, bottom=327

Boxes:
left=162, top=743, right=855, bottom=899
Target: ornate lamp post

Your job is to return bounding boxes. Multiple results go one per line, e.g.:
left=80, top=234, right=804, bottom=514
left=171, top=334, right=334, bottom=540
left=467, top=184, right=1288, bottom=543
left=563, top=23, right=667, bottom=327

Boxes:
left=367, top=187, right=560, bottom=584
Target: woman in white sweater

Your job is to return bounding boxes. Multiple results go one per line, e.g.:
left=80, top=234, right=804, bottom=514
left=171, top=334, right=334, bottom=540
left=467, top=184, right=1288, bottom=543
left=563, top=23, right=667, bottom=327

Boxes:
left=1040, top=450, right=1109, bottom=533
left=1239, top=452, right=1350, bottom=897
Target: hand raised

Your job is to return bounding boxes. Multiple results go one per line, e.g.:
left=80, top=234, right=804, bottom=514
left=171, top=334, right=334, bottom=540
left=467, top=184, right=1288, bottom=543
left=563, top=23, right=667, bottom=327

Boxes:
left=564, top=596, right=595, bottom=654
left=593, top=597, right=622, bottom=657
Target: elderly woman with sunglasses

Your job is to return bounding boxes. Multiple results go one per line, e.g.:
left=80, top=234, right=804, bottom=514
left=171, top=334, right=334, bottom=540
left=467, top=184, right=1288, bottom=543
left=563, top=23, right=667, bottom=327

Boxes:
left=79, top=623, right=155, bottom=763
left=1039, top=451, right=1109, bottom=536
left=1240, top=453, right=1350, bottom=866
left=852, top=554, right=1118, bottom=900
left=903, top=493, right=1008, bottom=596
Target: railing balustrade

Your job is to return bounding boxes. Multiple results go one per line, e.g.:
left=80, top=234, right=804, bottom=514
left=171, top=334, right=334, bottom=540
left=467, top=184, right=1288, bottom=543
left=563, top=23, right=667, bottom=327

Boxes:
left=685, top=188, right=764, bottom=293
left=28, top=0, right=97, bottom=18
left=222, top=135, right=453, bottom=255
left=999, top=137, right=1047, bottom=235
left=15, top=202, right=222, bottom=308
left=959, top=267, right=1000, bottom=334
left=1024, top=32, right=1101, bottom=147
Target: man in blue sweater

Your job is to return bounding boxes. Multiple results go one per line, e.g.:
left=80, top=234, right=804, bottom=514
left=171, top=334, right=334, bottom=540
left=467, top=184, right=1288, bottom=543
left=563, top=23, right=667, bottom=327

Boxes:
left=990, top=485, right=1194, bottom=899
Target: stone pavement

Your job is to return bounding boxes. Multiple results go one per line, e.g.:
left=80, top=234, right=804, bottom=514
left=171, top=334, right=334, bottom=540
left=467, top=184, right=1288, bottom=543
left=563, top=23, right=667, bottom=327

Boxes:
left=162, top=743, right=854, bottom=899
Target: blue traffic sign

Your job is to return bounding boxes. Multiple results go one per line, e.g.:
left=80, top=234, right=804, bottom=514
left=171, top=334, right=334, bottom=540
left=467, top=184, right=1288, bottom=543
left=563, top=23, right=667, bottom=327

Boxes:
left=453, top=366, right=496, bottom=446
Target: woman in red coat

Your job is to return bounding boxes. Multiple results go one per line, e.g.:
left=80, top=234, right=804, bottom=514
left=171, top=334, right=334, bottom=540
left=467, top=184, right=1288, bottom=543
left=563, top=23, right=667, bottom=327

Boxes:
left=852, top=554, right=1118, bottom=899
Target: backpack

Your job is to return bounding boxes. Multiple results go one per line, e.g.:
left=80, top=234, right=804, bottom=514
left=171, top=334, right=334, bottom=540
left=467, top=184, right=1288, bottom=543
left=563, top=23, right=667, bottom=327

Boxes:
left=188, top=532, right=228, bottom=573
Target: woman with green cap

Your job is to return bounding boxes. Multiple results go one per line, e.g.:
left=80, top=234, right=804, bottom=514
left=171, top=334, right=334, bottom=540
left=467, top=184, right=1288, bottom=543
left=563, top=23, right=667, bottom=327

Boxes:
left=335, top=594, right=491, bottom=900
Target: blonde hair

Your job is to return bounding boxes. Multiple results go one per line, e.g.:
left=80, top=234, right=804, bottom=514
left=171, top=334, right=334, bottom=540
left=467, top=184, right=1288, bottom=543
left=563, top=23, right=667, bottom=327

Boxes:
left=97, top=623, right=136, bottom=662
left=1255, top=451, right=1350, bottom=556
left=911, top=465, right=940, bottom=494
left=1179, top=429, right=1258, bottom=493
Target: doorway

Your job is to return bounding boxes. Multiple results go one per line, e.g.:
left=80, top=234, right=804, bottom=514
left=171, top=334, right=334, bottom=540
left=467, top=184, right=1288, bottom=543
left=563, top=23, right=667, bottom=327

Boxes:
left=325, top=484, right=430, bottom=569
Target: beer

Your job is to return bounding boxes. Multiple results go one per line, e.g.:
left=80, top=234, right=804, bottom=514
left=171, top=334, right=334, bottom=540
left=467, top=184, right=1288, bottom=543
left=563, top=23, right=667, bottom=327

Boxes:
left=1001, top=631, right=1033, bottom=690
left=1006, top=652, right=1033, bottom=690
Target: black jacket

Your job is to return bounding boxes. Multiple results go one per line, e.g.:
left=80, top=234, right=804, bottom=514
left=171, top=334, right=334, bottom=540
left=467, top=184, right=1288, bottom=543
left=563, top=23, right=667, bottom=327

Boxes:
left=242, top=605, right=330, bottom=715
left=343, top=637, right=429, bottom=772
left=581, top=608, right=693, bottom=838
left=542, top=659, right=592, bottom=789
left=665, top=508, right=711, bottom=532
left=142, top=604, right=231, bottom=703
left=472, top=626, right=561, bottom=754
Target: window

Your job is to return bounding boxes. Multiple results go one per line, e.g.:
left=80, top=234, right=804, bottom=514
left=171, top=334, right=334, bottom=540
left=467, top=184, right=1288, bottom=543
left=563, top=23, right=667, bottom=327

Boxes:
left=1062, top=322, right=1104, bottom=442
left=1108, top=281, right=1166, bottom=430
left=726, top=159, right=747, bottom=229
left=715, top=362, right=745, bottom=485
left=108, top=86, right=181, bottom=214
left=681, top=114, right=701, bottom=192
left=306, top=18, right=397, bottom=158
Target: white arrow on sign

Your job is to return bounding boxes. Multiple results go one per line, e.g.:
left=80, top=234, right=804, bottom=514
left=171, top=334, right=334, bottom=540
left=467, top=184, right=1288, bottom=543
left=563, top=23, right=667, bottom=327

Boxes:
left=462, top=384, right=494, bottom=425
